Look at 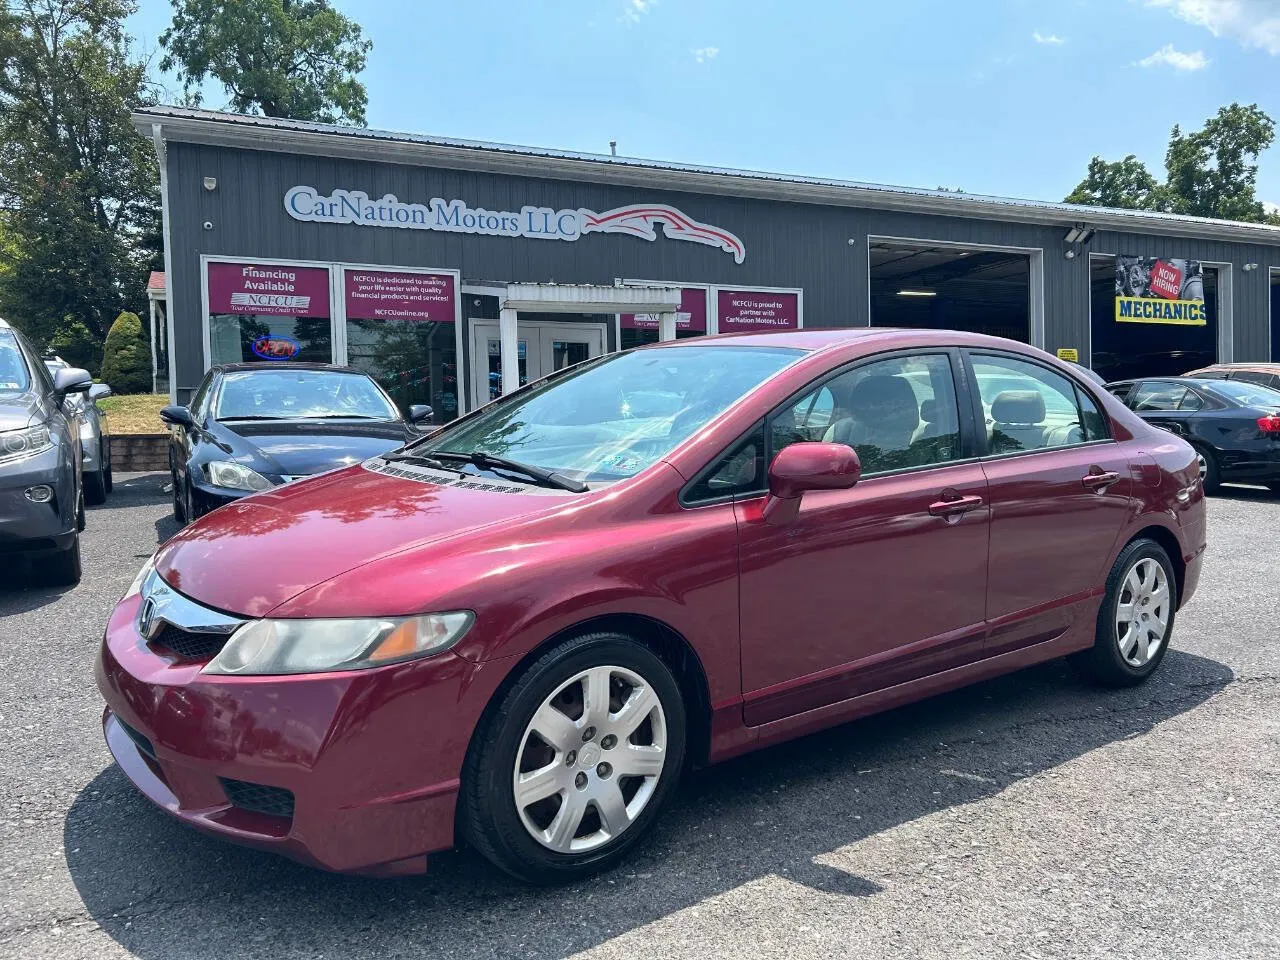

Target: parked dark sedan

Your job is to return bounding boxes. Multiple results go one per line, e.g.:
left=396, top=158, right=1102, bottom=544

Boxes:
left=1106, top=375, right=1280, bottom=493
left=161, top=363, right=432, bottom=523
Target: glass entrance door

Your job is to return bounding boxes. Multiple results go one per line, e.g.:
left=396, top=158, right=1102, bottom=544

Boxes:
left=469, top=321, right=606, bottom=410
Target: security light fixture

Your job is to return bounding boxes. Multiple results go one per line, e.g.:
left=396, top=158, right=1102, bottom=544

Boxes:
left=1064, top=224, right=1095, bottom=245
left=897, top=289, right=937, bottom=297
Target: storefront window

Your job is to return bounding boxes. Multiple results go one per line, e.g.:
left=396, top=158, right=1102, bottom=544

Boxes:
left=207, top=261, right=334, bottom=365
left=620, top=286, right=709, bottom=350
left=342, top=269, right=459, bottom=424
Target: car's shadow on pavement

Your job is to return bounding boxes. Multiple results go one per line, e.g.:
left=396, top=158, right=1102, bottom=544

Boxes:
left=64, top=647, right=1232, bottom=960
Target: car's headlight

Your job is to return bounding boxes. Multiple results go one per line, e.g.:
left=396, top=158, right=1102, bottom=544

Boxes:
left=204, top=460, right=273, bottom=492
left=202, top=612, right=475, bottom=676
left=0, top=424, right=53, bottom=463
left=123, top=556, right=156, bottom=600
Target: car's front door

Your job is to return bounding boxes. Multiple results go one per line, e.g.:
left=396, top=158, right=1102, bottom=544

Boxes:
left=734, top=351, right=990, bottom=727
left=968, top=352, right=1133, bottom=655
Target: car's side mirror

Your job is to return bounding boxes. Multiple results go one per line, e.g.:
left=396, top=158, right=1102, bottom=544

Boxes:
left=53, top=367, right=93, bottom=396
left=159, top=404, right=195, bottom=429
left=762, top=442, right=861, bottom=525
left=407, top=403, right=433, bottom=424
left=88, top=383, right=112, bottom=401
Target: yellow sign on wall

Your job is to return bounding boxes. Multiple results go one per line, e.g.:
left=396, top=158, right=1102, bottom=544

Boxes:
left=1115, top=296, right=1206, bottom=325
left=1056, top=348, right=1079, bottom=362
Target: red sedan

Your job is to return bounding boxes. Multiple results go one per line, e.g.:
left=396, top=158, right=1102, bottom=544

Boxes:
left=97, top=329, right=1206, bottom=882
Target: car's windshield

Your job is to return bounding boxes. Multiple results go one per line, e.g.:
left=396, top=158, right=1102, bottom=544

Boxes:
left=1208, top=380, right=1280, bottom=408
left=0, top=331, right=32, bottom=395
left=419, top=345, right=805, bottom=483
left=215, top=370, right=399, bottom=421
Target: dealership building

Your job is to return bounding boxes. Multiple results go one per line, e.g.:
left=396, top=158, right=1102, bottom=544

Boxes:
left=135, top=106, right=1280, bottom=420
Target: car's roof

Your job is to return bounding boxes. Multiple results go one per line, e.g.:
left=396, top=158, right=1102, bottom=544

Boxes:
left=212, top=362, right=366, bottom=374
left=644, top=327, right=1030, bottom=353
left=1189, top=362, right=1280, bottom=373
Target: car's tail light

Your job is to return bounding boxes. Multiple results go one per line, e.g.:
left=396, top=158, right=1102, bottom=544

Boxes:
left=1258, top=414, right=1280, bottom=434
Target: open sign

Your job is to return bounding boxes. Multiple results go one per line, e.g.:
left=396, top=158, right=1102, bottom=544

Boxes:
left=251, top=334, right=301, bottom=360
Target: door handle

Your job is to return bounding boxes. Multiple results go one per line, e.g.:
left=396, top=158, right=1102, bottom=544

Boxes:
left=1081, top=470, right=1120, bottom=491
left=928, top=494, right=984, bottom=517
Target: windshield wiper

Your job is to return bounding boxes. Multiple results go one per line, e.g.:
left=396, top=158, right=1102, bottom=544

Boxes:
left=380, top=450, right=456, bottom=472
left=298, top=414, right=383, bottom=420
left=430, top=450, right=588, bottom=493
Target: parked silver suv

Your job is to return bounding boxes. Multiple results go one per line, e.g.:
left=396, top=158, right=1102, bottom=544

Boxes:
left=0, top=319, right=93, bottom=584
left=44, top=355, right=113, bottom=503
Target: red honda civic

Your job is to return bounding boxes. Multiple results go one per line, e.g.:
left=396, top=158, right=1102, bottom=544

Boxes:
left=97, top=329, right=1206, bottom=882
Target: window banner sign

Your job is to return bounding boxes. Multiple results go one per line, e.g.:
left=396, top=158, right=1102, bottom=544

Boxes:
left=619, top=287, right=708, bottom=331
left=207, top=262, right=331, bottom=318
left=1115, top=257, right=1206, bottom=326
left=285, top=186, right=747, bottom=263
left=716, top=289, right=801, bottom=331
left=344, top=269, right=456, bottom=323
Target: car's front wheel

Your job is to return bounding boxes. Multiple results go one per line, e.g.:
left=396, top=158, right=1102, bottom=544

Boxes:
left=1075, top=538, right=1177, bottom=687
left=461, top=632, right=686, bottom=884
left=38, top=535, right=82, bottom=586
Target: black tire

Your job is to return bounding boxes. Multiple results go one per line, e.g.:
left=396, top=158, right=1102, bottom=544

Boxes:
left=102, top=442, right=113, bottom=494
left=84, top=468, right=107, bottom=505
left=39, top=535, right=82, bottom=586
left=171, top=468, right=187, bottom=523
left=1074, top=538, right=1177, bottom=687
left=460, top=632, right=687, bottom=884
left=75, top=487, right=85, bottom=532
left=1197, top=447, right=1221, bottom=494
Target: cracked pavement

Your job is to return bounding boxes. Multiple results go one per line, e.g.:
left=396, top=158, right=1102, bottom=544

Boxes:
left=1, top=473, right=1277, bottom=959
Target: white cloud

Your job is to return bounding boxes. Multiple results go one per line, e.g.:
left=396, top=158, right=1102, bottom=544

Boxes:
left=1032, top=31, right=1066, bottom=45
left=1136, top=43, right=1210, bottom=69
left=692, top=46, right=719, bottom=63
left=621, top=0, right=655, bottom=25
left=1146, top=0, right=1280, bottom=56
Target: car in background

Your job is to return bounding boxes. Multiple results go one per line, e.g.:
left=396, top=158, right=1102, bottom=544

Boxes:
left=99, top=330, right=1205, bottom=882
left=161, top=362, right=434, bottom=524
left=44, top=356, right=113, bottom=504
left=1184, top=362, right=1280, bottom=391
left=1106, top=375, right=1280, bottom=493
left=0, top=319, right=93, bottom=584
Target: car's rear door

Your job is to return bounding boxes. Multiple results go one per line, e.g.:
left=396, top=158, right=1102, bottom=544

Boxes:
left=967, top=351, right=1133, bottom=656
left=732, top=349, right=991, bottom=727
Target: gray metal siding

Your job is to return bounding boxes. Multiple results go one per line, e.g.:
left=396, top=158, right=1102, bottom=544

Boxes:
left=164, top=141, right=1280, bottom=396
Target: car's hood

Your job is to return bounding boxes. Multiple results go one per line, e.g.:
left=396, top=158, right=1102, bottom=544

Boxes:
left=220, top=419, right=413, bottom=477
left=154, top=461, right=580, bottom=617
left=0, top=395, right=38, bottom=431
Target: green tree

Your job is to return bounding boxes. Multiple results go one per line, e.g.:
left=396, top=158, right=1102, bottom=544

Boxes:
left=160, top=0, right=371, bottom=125
left=99, top=310, right=151, bottom=393
left=1066, top=103, right=1279, bottom=224
left=47, top=317, right=103, bottom=373
left=0, top=0, right=159, bottom=348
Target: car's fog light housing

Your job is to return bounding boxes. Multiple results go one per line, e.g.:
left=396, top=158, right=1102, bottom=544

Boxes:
left=24, top=484, right=53, bottom=503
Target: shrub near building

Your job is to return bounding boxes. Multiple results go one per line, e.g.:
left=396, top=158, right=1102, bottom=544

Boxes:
left=99, top=311, right=152, bottom=394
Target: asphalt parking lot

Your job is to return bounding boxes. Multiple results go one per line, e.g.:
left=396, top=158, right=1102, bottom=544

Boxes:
left=1, top=474, right=1278, bottom=960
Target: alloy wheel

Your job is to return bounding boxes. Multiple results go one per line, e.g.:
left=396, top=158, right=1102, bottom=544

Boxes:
left=1196, top=454, right=1208, bottom=482
left=512, top=665, right=667, bottom=854
left=1115, top=557, right=1170, bottom=667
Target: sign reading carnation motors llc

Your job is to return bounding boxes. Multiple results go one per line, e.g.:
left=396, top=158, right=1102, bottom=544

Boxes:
left=716, top=289, right=801, bottom=331
left=285, top=186, right=747, bottom=264
left=207, top=262, right=332, bottom=317
left=619, top=287, right=708, bottom=331
left=344, top=269, right=456, bottom=322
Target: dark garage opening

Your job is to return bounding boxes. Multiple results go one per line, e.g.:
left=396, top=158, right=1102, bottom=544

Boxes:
left=869, top=242, right=1030, bottom=342
left=1089, top=255, right=1217, bottom=383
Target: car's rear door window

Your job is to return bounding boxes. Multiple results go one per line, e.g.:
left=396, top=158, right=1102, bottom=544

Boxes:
left=969, top=353, right=1107, bottom=453
left=1129, top=381, right=1189, bottom=412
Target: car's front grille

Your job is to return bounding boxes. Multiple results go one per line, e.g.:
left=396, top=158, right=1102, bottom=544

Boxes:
left=150, top=623, right=231, bottom=661
left=117, top=718, right=157, bottom=762
left=220, top=778, right=296, bottom=819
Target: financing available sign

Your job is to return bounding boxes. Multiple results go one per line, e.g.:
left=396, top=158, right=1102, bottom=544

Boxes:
left=285, top=185, right=747, bottom=263
left=1115, top=256, right=1206, bottom=326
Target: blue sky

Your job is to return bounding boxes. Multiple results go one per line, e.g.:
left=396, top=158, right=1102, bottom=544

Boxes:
left=126, top=0, right=1280, bottom=208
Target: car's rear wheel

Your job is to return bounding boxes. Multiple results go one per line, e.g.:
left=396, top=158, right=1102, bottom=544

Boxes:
left=1075, top=538, right=1177, bottom=687
left=461, top=632, right=686, bottom=884
left=171, top=467, right=186, bottom=523
left=84, top=464, right=107, bottom=505
left=1196, top=448, right=1220, bottom=494
left=38, top=534, right=82, bottom=586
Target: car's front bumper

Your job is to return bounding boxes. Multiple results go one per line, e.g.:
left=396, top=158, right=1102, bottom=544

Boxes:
left=0, top=446, right=76, bottom=555
left=95, top=592, right=507, bottom=875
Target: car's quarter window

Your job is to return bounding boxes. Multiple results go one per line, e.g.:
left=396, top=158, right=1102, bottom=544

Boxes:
left=969, top=354, right=1106, bottom=454
left=1178, top=389, right=1204, bottom=412
left=770, top=353, right=963, bottom=477
left=1128, top=381, right=1189, bottom=412
left=683, top=423, right=767, bottom=502
left=419, top=345, right=804, bottom=484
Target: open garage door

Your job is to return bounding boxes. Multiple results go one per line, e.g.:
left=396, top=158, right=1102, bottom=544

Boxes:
left=869, top=241, right=1031, bottom=342
left=1089, top=255, right=1218, bottom=383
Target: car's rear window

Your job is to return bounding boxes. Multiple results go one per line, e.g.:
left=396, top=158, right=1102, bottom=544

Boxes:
left=0, top=331, right=32, bottom=394
left=1208, top=380, right=1280, bottom=409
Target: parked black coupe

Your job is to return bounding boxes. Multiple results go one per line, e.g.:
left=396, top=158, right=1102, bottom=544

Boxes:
left=1106, top=375, right=1280, bottom=493
left=161, top=363, right=432, bottom=523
